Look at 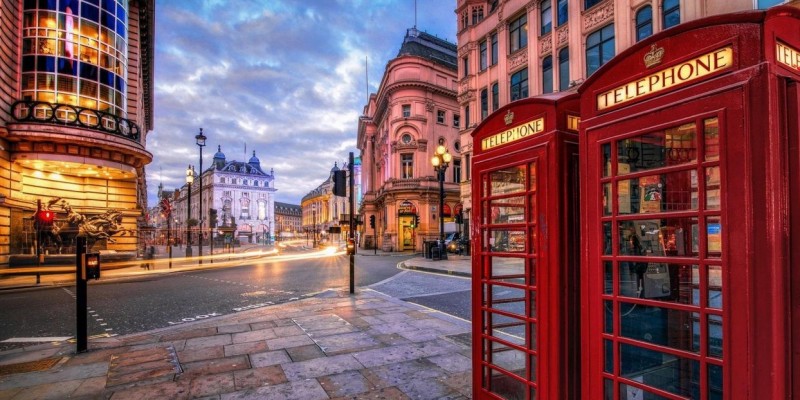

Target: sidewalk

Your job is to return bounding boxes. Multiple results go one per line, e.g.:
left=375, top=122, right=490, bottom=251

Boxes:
left=398, top=254, right=472, bottom=277
left=0, top=288, right=473, bottom=399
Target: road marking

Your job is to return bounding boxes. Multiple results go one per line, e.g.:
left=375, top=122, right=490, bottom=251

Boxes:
left=2, top=337, right=72, bottom=343
left=167, top=312, right=223, bottom=325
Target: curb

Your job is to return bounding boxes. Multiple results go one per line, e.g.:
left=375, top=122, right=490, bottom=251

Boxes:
left=398, top=262, right=472, bottom=278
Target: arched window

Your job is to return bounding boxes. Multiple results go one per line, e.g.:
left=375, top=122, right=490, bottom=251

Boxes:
left=542, top=56, right=553, bottom=94
left=586, top=24, right=615, bottom=76
left=636, top=6, right=653, bottom=42
left=663, top=0, right=680, bottom=29
left=558, top=47, right=570, bottom=91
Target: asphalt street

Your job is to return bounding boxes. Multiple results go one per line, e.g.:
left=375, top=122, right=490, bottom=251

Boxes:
left=0, top=252, right=472, bottom=352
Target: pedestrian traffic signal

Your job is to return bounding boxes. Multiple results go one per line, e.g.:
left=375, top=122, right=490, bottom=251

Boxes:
left=346, top=238, right=356, bottom=255
left=369, top=215, right=375, bottom=228
left=332, top=170, right=347, bottom=197
left=35, top=210, right=55, bottom=229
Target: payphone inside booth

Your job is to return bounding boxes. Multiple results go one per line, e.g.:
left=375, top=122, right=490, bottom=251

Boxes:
left=578, top=7, right=800, bottom=399
left=471, top=93, right=580, bottom=400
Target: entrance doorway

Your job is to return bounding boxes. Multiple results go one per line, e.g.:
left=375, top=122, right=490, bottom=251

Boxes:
left=398, top=216, right=414, bottom=251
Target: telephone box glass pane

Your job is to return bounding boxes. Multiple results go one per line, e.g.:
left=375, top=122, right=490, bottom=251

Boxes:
left=484, top=311, right=526, bottom=346
left=617, top=170, right=698, bottom=214
left=490, top=230, right=526, bottom=252
left=617, top=122, right=696, bottom=174
left=487, top=341, right=527, bottom=379
left=619, top=302, right=699, bottom=353
left=708, top=265, right=722, bottom=309
left=604, top=339, right=614, bottom=373
left=619, top=343, right=700, bottom=398
left=603, top=183, right=612, bottom=215
left=604, top=261, right=613, bottom=294
left=706, top=217, right=722, bottom=258
left=529, top=355, right=538, bottom=382
left=485, top=284, right=527, bottom=319
left=705, top=166, right=721, bottom=210
left=618, top=218, right=698, bottom=257
left=704, top=117, right=720, bottom=161
left=487, top=368, right=527, bottom=399
left=708, top=364, right=723, bottom=398
left=490, top=256, right=525, bottom=284
left=708, top=314, right=723, bottom=358
left=619, top=384, right=671, bottom=400
left=490, top=196, right=525, bottom=224
left=490, top=165, right=526, bottom=195
left=618, top=263, right=697, bottom=305
left=602, top=142, right=612, bottom=177
left=529, top=161, right=537, bottom=190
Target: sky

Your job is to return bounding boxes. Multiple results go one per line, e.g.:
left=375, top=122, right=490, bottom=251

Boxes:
left=147, top=0, right=457, bottom=206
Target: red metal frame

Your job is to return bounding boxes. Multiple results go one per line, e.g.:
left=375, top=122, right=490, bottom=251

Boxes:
left=578, top=7, right=800, bottom=399
left=471, top=94, right=580, bottom=399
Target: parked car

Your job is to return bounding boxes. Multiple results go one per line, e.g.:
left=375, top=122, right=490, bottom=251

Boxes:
left=444, top=232, right=461, bottom=253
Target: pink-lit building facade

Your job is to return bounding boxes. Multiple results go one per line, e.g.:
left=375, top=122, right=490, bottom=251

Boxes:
left=455, top=0, right=796, bottom=245
left=0, top=0, right=154, bottom=264
left=358, top=28, right=461, bottom=252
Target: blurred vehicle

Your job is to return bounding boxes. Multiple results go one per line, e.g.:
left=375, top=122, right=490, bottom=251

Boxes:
left=445, top=232, right=461, bottom=253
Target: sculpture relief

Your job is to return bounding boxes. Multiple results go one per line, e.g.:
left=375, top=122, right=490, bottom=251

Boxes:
left=509, top=49, right=528, bottom=71
left=557, top=25, right=569, bottom=46
left=540, top=35, right=553, bottom=55
left=583, top=1, right=614, bottom=32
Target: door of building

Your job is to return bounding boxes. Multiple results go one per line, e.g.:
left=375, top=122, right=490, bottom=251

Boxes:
left=398, top=216, right=414, bottom=251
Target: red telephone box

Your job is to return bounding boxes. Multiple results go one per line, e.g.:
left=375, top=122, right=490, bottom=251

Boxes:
left=578, top=7, right=800, bottom=399
left=471, top=93, right=581, bottom=399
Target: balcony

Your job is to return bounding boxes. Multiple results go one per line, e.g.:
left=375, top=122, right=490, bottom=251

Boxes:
left=10, top=101, right=141, bottom=142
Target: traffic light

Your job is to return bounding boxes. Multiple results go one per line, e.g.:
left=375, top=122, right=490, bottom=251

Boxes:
left=209, top=208, right=218, bottom=228
left=332, top=170, right=347, bottom=197
left=35, top=210, right=55, bottom=230
left=369, top=215, right=375, bottom=229
left=346, top=238, right=356, bottom=255
left=414, top=214, right=420, bottom=228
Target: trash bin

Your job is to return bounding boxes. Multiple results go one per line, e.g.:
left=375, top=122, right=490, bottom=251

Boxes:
left=424, top=241, right=435, bottom=259
left=431, top=245, right=441, bottom=260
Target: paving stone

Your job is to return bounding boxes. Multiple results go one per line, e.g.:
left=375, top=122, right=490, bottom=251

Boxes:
left=317, top=370, right=373, bottom=398
left=366, top=322, right=419, bottom=335
left=361, top=359, right=447, bottom=389
left=272, top=318, right=296, bottom=327
left=426, top=353, right=472, bottom=373
left=180, top=356, right=250, bottom=379
left=185, top=334, right=232, bottom=350
left=398, top=329, right=445, bottom=343
left=65, top=347, right=130, bottom=367
left=409, top=318, right=468, bottom=335
left=221, top=376, right=328, bottom=400
left=233, top=365, right=287, bottom=390
left=293, top=314, right=350, bottom=331
left=6, top=379, right=82, bottom=400
left=249, top=350, right=291, bottom=368
left=224, top=341, right=267, bottom=357
left=306, top=325, right=361, bottom=338
left=373, top=333, right=412, bottom=346
left=0, top=387, right=22, bottom=399
left=217, top=324, right=252, bottom=334
left=108, top=379, right=190, bottom=399
left=440, top=371, right=472, bottom=398
left=397, top=378, right=457, bottom=400
left=355, top=308, right=383, bottom=316
left=248, top=321, right=276, bottom=330
left=416, top=339, right=464, bottom=357
left=0, top=347, right=68, bottom=367
left=285, top=344, right=325, bottom=362
left=329, top=386, right=411, bottom=400
left=160, top=327, right=218, bottom=341
left=188, top=372, right=235, bottom=398
left=106, top=365, right=178, bottom=388
left=0, top=361, right=109, bottom=390
left=313, top=332, right=382, bottom=355
left=265, top=334, right=315, bottom=350
left=272, top=325, right=304, bottom=337
left=177, top=346, right=224, bottom=363
left=375, top=312, right=414, bottom=324
left=70, top=375, right=107, bottom=397
left=353, top=344, right=427, bottom=368
left=231, top=328, right=276, bottom=344
left=281, top=354, right=364, bottom=381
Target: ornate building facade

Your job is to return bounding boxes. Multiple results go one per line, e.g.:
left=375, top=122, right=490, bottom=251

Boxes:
left=0, top=0, right=154, bottom=264
left=357, top=28, right=460, bottom=252
left=455, top=0, right=796, bottom=243
left=172, top=147, right=276, bottom=247
left=301, top=160, right=360, bottom=245
left=274, top=202, right=301, bottom=240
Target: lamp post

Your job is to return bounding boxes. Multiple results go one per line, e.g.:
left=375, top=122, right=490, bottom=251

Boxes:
left=431, top=144, right=452, bottom=260
left=185, top=165, right=194, bottom=258
left=195, top=128, right=206, bottom=265
left=312, top=204, right=317, bottom=248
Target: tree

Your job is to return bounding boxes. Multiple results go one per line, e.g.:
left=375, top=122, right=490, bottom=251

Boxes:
left=187, top=218, right=199, bottom=228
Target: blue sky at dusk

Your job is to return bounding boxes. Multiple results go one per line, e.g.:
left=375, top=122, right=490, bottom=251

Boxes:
left=148, top=0, right=457, bottom=205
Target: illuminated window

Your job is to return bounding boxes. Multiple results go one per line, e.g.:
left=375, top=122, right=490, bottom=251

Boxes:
left=636, top=6, right=653, bottom=42
left=401, top=154, right=414, bottom=179
left=509, top=14, right=528, bottom=52
left=20, top=0, right=129, bottom=117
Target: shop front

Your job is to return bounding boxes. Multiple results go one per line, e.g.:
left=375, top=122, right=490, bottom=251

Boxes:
left=578, top=7, right=800, bottom=399
left=471, top=93, right=580, bottom=399
left=397, top=200, right=417, bottom=251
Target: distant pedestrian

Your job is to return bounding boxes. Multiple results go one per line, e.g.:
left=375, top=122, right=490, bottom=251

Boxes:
left=141, top=245, right=155, bottom=270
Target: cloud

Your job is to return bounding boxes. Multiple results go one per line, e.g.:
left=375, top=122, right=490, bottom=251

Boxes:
left=148, top=0, right=456, bottom=205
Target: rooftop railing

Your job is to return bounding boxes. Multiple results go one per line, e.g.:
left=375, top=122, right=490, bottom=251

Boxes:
left=10, top=101, right=141, bottom=142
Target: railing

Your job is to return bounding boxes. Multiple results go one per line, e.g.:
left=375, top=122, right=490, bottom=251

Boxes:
left=10, top=101, right=141, bottom=142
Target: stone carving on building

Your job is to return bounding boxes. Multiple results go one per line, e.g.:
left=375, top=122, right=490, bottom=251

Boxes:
left=583, top=0, right=614, bottom=32
left=540, top=34, right=553, bottom=55
left=557, top=25, right=569, bottom=46
left=45, top=197, right=131, bottom=245
left=425, top=100, right=435, bottom=112
left=509, top=49, right=528, bottom=71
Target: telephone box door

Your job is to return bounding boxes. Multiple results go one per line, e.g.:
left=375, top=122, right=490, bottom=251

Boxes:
left=473, top=147, right=547, bottom=399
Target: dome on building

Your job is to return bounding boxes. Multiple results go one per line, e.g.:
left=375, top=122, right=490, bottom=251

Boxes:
left=330, top=162, right=340, bottom=172
left=213, top=145, right=226, bottom=169
left=249, top=150, right=260, bottom=166
left=213, top=145, right=225, bottom=160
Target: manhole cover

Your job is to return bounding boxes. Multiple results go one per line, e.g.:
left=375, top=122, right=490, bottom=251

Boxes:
left=0, top=357, right=62, bottom=376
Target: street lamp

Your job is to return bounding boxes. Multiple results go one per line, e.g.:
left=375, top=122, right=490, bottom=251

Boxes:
left=195, top=128, right=207, bottom=265
left=431, top=144, right=452, bottom=259
left=312, top=203, right=317, bottom=248
left=185, top=165, right=194, bottom=258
